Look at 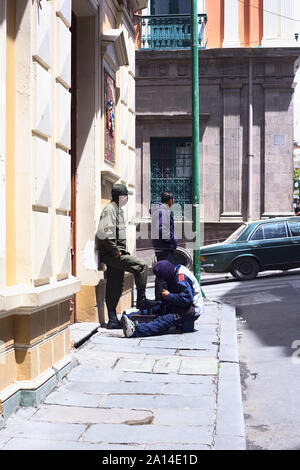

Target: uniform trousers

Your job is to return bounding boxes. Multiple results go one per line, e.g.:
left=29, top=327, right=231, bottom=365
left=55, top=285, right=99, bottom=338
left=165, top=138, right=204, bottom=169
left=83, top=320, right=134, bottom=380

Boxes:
left=101, top=252, right=148, bottom=311
left=129, top=312, right=197, bottom=338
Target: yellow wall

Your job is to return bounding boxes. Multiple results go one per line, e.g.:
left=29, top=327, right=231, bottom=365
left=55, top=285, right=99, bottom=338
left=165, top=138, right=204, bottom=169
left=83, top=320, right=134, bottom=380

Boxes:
left=6, top=0, right=16, bottom=286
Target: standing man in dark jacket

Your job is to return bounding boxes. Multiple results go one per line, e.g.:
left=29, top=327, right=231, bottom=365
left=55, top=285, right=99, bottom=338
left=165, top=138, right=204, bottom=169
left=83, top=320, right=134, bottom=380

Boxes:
left=150, top=191, right=178, bottom=262
left=96, top=183, right=157, bottom=329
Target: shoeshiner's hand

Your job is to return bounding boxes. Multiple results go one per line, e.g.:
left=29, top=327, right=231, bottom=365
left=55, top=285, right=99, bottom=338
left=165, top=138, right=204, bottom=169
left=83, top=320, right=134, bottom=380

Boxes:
left=115, top=252, right=122, bottom=258
left=161, top=289, right=169, bottom=299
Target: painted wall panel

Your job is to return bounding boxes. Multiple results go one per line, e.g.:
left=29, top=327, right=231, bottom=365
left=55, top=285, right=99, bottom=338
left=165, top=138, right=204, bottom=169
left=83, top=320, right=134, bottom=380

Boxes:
left=57, top=0, right=71, bottom=28
left=56, top=83, right=71, bottom=149
left=56, top=148, right=71, bottom=211
left=33, top=0, right=52, bottom=68
left=56, top=17, right=71, bottom=88
left=33, top=62, right=52, bottom=137
left=33, top=136, right=52, bottom=207
left=56, top=214, right=71, bottom=275
left=121, top=103, right=128, bottom=144
left=33, top=211, right=52, bottom=279
left=129, top=111, right=135, bottom=149
left=128, top=73, right=135, bottom=113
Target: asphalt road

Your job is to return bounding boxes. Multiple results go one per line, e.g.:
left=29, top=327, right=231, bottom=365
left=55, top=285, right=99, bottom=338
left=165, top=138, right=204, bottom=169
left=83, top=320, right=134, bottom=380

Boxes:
left=202, top=272, right=300, bottom=450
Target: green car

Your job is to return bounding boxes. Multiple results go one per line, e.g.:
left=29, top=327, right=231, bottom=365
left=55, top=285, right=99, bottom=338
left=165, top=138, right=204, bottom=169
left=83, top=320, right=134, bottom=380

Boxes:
left=200, top=217, right=300, bottom=281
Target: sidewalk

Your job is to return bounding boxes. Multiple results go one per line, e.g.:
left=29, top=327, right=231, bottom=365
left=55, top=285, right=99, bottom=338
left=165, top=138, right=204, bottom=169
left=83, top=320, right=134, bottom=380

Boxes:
left=0, top=298, right=246, bottom=450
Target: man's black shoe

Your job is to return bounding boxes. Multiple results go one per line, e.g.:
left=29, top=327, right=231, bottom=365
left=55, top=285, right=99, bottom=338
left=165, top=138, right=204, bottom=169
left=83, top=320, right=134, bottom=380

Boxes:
left=107, top=310, right=122, bottom=329
left=136, top=289, right=161, bottom=310
left=107, top=320, right=122, bottom=329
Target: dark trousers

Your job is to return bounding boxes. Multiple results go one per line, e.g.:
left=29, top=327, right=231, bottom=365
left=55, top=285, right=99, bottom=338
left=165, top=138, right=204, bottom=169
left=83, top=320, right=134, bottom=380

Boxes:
left=101, top=253, right=148, bottom=311
left=132, top=313, right=196, bottom=338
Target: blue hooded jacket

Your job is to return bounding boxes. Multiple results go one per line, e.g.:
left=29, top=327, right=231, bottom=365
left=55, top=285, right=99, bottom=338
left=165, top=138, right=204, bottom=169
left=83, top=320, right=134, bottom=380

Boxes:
left=153, top=261, right=202, bottom=317
left=150, top=203, right=178, bottom=251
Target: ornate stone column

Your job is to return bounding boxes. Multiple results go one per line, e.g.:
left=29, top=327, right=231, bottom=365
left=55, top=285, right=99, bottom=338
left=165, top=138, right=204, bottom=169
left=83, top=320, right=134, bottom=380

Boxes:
left=222, top=0, right=240, bottom=47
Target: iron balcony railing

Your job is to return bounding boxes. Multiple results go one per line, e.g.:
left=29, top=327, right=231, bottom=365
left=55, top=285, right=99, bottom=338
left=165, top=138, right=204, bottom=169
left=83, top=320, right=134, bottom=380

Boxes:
left=138, top=13, right=207, bottom=50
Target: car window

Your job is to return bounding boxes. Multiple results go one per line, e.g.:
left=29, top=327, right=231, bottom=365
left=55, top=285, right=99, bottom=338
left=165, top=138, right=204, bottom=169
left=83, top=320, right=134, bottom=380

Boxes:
left=250, top=225, right=264, bottom=241
left=263, top=222, right=287, bottom=239
left=224, top=224, right=246, bottom=243
left=288, top=221, right=300, bottom=237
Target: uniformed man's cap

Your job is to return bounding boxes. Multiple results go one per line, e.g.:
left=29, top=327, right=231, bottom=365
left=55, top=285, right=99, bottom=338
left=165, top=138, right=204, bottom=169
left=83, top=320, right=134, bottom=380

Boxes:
left=111, top=183, right=133, bottom=197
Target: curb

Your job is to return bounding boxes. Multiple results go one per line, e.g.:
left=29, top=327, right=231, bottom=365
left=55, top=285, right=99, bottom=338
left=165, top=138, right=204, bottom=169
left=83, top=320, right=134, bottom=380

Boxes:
left=214, top=303, right=246, bottom=450
left=69, top=323, right=100, bottom=349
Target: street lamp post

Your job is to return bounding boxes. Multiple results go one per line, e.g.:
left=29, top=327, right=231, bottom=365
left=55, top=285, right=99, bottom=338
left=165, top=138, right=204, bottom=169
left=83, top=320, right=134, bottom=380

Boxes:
left=191, top=0, right=201, bottom=284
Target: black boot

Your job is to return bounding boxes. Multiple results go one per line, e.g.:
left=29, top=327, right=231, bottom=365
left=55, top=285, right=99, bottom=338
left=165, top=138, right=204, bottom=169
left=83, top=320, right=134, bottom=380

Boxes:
left=107, top=310, right=122, bottom=329
left=136, top=289, right=161, bottom=311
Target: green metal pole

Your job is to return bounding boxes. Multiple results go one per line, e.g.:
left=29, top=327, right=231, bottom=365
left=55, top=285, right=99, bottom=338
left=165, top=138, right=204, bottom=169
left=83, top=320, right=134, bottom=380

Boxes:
left=191, top=0, right=201, bottom=285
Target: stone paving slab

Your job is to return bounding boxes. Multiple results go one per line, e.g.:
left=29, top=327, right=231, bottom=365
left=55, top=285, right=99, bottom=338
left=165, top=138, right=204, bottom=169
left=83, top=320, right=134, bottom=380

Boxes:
left=32, top=405, right=153, bottom=425
left=91, top=334, right=140, bottom=345
left=179, top=357, right=218, bottom=375
left=102, top=394, right=216, bottom=410
left=161, top=382, right=215, bottom=396
left=90, top=344, right=177, bottom=356
left=0, top=436, right=11, bottom=449
left=153, top=408, right=216, bottom=426
left=75, top=351, right=121, bottom=368
left=1, top=438, right=146, bottom=450
left=118, top=371, right=215, bottom=385
left=214, top=435, right=247, bottom=451
left=176, top=346, right=218, bottom=357
left=152, top=357, right=182, bottom=374
left=67, top=366, right=122, bottom=382
left=61, top=380, right=165, bottom=395
left=0, top=420, right=86, bottom=442
left=44, top=390, right=104, bottom=407
left=82, top=423, right=214, bottom=446
left=146, top=444, right=210, bottom=450
left=138, top=338, right=218, bottom=350
left=115, top=357, right=156, bottom=373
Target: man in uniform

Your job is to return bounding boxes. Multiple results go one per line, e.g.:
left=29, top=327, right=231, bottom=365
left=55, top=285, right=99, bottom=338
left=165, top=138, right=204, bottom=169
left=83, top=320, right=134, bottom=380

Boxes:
left=121, top=260, right=204, bottom=337
left=96, top=183, right=157, bottom=329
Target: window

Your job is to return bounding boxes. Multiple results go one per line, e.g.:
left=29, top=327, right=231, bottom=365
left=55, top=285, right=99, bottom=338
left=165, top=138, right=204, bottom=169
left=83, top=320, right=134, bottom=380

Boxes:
left=263, top=222, right=287, bottom=239
left=250, top=225, right=264, bottom=241
left=225, top=224, right=246, bottom=243
left=151, top=0, right=190, bottom=15
left=288, top=221, right=300, bottom=237
left=151, top=137, right=192, bottom=219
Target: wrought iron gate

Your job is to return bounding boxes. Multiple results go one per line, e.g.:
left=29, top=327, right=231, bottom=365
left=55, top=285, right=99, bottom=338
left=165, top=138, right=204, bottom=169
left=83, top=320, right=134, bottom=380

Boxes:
left=150, top=138, right=192, bottom=219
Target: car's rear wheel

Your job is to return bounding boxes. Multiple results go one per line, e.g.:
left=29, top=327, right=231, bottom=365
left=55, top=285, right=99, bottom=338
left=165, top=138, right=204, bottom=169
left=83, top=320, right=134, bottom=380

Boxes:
left=231, top=257, right=259, bottom=281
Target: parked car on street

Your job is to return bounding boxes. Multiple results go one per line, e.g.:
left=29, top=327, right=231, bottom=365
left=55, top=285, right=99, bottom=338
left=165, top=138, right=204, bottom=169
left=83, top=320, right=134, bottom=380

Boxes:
left=201, top=217, right=300, bottom=281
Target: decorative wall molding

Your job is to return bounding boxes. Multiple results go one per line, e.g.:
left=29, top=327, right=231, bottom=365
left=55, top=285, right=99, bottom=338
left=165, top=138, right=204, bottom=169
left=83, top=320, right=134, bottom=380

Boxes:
left=101, top=29, right=129, bottom=67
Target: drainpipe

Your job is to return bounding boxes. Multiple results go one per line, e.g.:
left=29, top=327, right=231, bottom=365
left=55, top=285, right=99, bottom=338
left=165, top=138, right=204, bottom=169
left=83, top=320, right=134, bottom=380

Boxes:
left=248, top=56, right=254, bottom=221
left=191, top=0, right=201, bottom=284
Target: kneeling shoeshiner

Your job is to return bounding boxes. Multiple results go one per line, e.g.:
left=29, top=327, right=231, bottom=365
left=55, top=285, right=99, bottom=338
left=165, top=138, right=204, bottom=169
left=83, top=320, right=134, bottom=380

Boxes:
left=121, top=260, right=204, bottom=338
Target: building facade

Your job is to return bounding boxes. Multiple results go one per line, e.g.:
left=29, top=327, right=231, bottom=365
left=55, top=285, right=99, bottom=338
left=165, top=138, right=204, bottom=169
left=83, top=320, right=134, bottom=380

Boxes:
left=136, top=0, right=300, bottom=246
left=0, top=0, right=145, bottom=424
